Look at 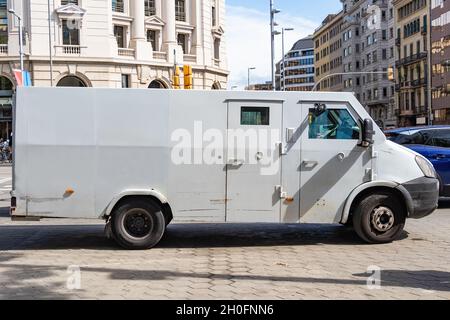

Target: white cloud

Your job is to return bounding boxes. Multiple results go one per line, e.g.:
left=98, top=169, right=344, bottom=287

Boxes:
left=226, top=5, right=318, bottom=89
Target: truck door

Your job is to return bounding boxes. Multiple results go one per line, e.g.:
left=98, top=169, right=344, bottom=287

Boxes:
left=300, top=102, right=371, bottom=223
left=226, top=101, right=283, bottom=223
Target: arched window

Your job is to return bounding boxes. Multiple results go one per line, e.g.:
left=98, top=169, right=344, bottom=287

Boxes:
left=57, top=75, right=87, bottom=87
left=148, top=80, right=168, bottom=89
left=211, top=82, right=221, bottom=90
left=0, top=76, right=13, bottom=91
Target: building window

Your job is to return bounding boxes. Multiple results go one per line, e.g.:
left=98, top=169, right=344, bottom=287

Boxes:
left=0, top=0, right=7, bottom=45
left=212, top=3, right=217, bottom=26
left=175, top=0, right=186, bottom=22
left=112, top=0, right=124, bottom=13
left=121, top=74, right=130, bottom=88
left=147, top=30, right=158, bottom=51
left=214, top=38, right=220, bottom=60
left=145, top=0, right=156, bottom=17
left=61, top=0, right=79, bottom=5
left=114, top=25, right=125, bottom=48
left=177, top=33, right=187, bottom=53
left=62, top=19, right=80, bottom=45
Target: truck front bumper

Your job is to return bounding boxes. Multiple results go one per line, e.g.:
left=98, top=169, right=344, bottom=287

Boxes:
left=397, top=177, right=439, bottom=219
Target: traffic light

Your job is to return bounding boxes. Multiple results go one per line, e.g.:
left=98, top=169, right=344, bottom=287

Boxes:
left=388, top=67, right=394, bottom=81
left=173, top=66, right=181, bottom=89
left=184, top=65, right=193, bottom=89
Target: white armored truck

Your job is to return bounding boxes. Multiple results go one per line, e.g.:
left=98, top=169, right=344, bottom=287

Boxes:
left=11, top=87, right=439, bottom=249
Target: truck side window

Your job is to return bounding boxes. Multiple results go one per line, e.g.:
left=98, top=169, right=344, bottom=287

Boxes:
left=308, top=108, right=360, bottom=140
left=241, top=107, right=270, bottom=126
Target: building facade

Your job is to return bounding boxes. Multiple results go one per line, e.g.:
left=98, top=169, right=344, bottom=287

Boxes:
left=276, top=36, right=314, bottom=91
left=247, top=81, right=273, bottom=91
left=394, top=0, right=430, bottom=127
left=313, top=12, right=344, bottom=92
left=0, top=0, right=228, bottom=138
left=341, top=0, right=397, bottom=129
left=431, top=0, right=450, bottom=124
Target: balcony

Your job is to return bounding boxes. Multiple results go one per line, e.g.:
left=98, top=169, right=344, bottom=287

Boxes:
left=56, top=45, right=82, bottom=55
left=395, top=52, right=427, bottom=67
left=118, top=48, right=135, bottom=58
left=0, top=44, right=7, bottom=55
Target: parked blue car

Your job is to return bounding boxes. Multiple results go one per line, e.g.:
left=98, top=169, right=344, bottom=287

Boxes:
left=385, top=125, right=450, bottom=197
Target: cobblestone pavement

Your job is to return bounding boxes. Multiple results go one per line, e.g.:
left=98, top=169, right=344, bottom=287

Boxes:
left=0, top=167, right=449, bottom=300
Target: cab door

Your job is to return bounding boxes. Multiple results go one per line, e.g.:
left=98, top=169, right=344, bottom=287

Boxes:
left=226, top=101, right=283, bottom=223
left=299, top=102, right=372, bottom=223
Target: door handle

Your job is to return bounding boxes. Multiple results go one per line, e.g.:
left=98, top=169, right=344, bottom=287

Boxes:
left=302, top=160, right=318, bottom=168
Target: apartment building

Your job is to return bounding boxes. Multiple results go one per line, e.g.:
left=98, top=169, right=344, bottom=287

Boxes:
left=394, top=0, right=430, bottom=127
left=341, top=0, right=397, bottom=129
left=0, top=0, right=228, bottom=138
left=276, top=36, right=314, bottom=91
left=313, top=12, right=344, bottom=92
left=431, top=0, right=450, bottom=124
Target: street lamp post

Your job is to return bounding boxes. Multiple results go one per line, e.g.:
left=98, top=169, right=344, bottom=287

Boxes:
left=8, top=9, right=24, bottom=72
left=247, top=67, right=256, bottom=90
left=47, top=0, right=54, bottom=86
left=281, top=27, right=294, bottom=91
left=270, top=0, right=280, bottom=91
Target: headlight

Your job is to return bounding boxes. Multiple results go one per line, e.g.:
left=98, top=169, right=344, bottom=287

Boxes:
left=415, top=156, right=436, bottom=178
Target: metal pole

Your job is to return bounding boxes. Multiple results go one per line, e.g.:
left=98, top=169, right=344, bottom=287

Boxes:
left=282, top=28, right=285, bottom=91
left=427, top=1, right=433, bottom=125
left=47, top=0, right=53, bottom=86
left=270, top=0, right=275, bottom=90
left=248, top=68, right=250, bottom=89
left=18, top=16, right=23, bottom=72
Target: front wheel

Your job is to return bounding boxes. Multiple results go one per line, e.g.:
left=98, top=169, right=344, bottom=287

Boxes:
left=111, top=198, right=166, bottom=250
left=353, top=192, right=406, bottom=244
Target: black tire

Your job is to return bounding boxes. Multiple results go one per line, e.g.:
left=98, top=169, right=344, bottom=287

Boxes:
left=111, top=199, right=166, bottom=250
left=353, top=192, right=406, bottom=244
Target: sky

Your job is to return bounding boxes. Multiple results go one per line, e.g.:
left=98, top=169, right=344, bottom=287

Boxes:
left=226, top=0, right=342, bottom=89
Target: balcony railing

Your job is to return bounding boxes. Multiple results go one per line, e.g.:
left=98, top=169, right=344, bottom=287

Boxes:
left=395, top=52, right=427, bottom=67
left=0, top=44, right=7, bottom=55
left=395, top=38, right=401, bottom=46
left=118, top=48, right=135, bottom=58
left=62, top=45, right=81, bottom=55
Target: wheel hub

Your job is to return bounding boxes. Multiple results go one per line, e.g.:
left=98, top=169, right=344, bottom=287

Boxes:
left=371, top=206, right=395, bottom=232
left=124, top=209, right=152, bottom=238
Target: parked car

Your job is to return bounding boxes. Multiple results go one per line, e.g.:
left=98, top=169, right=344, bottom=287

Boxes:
left=385, top=126, right=450, bottom=196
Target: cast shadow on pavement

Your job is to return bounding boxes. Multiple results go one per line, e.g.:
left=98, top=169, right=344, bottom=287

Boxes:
left=0, top=220, right=409, bottom=251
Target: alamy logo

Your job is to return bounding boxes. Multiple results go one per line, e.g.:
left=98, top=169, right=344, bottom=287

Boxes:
left=366, top=5, right=382, bottom=31
left=171, top=121, right=281, bottom=176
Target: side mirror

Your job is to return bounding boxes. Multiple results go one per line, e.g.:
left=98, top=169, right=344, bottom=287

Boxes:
left=361, top=118, right=375, bottom=147
left=313, top=103, right=327, bottom=117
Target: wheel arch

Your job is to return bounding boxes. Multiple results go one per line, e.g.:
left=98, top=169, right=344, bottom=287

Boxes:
left=104, top=189, right=173, bottom=225
left=341, top=181, right=412, bottom=224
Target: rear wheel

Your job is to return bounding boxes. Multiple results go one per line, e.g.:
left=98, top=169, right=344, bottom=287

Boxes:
left=111, top=199, right=166, bottom=250
left=353, top=192, right=406, bottom=244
